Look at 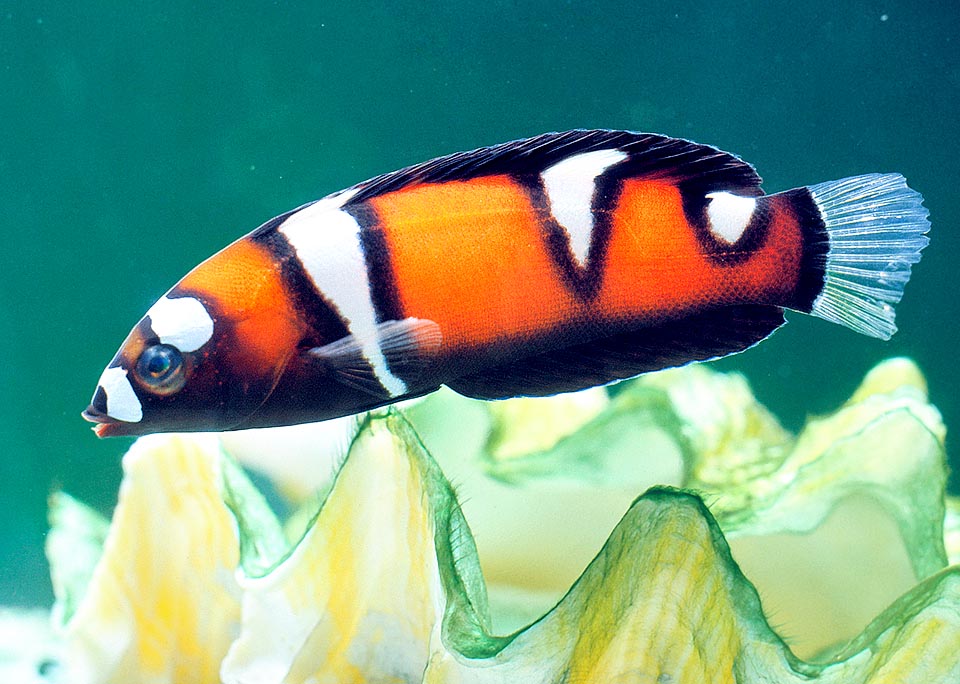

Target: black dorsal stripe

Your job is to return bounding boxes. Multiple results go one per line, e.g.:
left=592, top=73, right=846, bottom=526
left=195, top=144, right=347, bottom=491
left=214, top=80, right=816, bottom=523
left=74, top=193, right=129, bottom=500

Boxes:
left=251, top=228, right=351, bottom=346
left=345, top=202, right=405, bottom=324
left=341, top=130, right=763, bottom=206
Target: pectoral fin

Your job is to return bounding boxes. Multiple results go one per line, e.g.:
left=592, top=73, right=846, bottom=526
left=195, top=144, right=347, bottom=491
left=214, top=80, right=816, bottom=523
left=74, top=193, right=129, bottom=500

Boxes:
left=305, top=318, right=442, bottom=397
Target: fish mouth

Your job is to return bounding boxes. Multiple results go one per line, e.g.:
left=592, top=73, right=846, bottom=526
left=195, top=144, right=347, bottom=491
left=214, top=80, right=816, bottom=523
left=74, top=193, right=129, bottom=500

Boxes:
left=82, top=404, right=111, bottom=424
left=82, top=405, right=127, bottom=438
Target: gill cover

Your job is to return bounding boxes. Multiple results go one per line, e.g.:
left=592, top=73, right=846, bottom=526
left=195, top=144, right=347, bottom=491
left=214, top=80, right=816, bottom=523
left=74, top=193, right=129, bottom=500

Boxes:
left=84, top=238, right=306, bottom=436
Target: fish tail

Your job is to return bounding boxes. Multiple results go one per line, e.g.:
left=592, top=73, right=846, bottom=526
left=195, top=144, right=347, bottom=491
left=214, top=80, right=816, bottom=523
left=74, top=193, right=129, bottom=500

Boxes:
left=797, top=174, right=930, bottom=340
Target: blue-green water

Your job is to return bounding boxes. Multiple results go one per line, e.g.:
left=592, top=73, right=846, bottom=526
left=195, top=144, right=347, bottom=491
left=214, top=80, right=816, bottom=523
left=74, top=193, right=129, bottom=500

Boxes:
left=1, top=1, right=957, bottom=606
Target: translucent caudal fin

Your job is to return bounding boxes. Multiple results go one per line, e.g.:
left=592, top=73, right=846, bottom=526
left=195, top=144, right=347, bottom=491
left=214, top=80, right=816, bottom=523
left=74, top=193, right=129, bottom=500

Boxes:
left=806, top=173, right=930, bottom=340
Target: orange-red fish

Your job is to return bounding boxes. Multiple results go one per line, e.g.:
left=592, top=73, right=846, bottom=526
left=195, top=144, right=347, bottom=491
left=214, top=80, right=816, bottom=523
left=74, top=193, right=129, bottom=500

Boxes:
left=83, top=130, right=930, bottom=436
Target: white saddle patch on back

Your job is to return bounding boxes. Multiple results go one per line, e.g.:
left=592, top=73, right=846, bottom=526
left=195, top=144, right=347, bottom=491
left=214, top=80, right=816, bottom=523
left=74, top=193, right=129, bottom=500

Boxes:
left=541, top=149, right=629, bottom=266
left=705, top=191, right=757, bottom=244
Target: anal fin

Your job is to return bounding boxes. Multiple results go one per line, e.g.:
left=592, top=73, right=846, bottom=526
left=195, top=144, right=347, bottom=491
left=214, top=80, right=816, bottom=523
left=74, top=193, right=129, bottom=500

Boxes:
left=305, top=318, right=442, bottom=397
left=446, top=304, right=785, bottom=400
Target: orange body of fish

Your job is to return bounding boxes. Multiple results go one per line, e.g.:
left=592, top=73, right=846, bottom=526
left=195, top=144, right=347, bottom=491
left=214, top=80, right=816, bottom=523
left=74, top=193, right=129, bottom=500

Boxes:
left=83, top=130, right=930, bottom=436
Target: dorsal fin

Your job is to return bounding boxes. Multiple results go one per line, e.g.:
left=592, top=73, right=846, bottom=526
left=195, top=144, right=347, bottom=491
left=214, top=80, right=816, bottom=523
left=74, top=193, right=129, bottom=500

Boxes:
left=342, top=130, right=763, bottom=205
left=445, top=304, right=786, bottom=400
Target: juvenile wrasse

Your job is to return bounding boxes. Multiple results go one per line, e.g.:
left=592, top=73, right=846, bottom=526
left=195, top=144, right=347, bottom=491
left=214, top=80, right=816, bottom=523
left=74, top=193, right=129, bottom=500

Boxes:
left=83, top=130, right=930, bottom=436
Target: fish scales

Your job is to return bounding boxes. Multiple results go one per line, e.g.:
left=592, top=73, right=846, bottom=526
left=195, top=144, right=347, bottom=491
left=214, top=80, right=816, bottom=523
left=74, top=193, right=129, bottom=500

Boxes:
left=83, top=130, right=930, bottom=436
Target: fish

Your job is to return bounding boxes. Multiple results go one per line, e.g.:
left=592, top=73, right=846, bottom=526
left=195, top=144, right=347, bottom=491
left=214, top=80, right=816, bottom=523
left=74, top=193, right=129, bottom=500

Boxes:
left=83, top=130, right=931, bottom=437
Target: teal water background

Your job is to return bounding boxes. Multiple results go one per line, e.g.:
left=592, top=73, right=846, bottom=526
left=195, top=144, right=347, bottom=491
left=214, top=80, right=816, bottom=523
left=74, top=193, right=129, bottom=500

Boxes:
left=1, top=1, right=957, bottom=606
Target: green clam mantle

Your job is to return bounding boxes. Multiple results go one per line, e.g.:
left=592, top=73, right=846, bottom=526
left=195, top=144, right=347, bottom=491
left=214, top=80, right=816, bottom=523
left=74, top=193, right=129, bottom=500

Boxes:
left=44, top=359, right=960, bottom=682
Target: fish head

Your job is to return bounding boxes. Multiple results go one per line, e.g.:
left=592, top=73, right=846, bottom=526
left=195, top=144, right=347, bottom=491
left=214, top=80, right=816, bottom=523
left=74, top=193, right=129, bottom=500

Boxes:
left=84, top=239, right=306, bottom=436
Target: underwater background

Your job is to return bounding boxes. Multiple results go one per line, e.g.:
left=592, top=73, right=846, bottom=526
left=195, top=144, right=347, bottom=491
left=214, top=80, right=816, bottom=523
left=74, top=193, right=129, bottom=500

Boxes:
left=1, top=0, right=957, bottom=608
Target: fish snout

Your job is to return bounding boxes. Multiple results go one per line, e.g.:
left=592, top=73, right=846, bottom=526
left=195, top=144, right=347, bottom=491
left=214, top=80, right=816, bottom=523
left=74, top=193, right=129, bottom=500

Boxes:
left=82, top=387, right=110, bottom=422
left=82, top=396, right=117, bottom=438
left=82, top=384, right=132, bottom=437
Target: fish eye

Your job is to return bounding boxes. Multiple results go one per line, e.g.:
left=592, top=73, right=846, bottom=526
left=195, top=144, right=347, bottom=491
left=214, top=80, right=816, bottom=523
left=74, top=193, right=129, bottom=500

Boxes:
left=135, top=344, right=186, bottom=395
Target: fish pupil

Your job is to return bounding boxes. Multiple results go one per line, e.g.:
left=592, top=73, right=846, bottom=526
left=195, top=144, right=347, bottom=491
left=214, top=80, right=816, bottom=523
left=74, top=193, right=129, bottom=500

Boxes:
left=147, top=353, right=170, bottom=377
left=135, top=344, right=185, bottom=394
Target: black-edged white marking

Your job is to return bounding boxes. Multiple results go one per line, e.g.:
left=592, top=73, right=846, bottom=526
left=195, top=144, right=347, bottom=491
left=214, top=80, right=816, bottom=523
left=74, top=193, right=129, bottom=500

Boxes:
left=705, top=192, right=757, bottom=244
left=146, top=296, right=214, bottom=352
left=540, top=149, right=628, bottom=267
left=278, top=191, right=409, bottom=397
left=97, top=366, right=143, bottom=422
